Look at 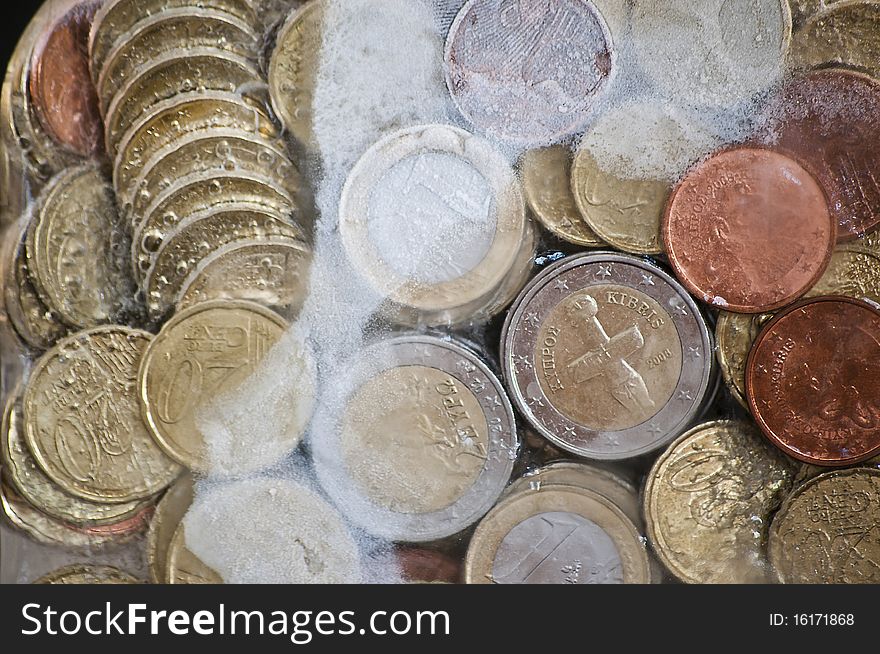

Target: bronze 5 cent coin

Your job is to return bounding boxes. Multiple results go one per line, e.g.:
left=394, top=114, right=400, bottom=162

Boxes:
left=502, top=252, right=714, bottom=460
left=28, top=0, right=103, bottom=157
left=761, top=68, right=880, bottom=241
left=663, top=146, right=835, bottom=313
left=747, top=296, right=880, bottom=466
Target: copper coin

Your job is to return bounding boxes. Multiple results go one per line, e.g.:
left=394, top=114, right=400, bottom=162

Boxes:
left=761, top=68, right=880, bottom=241
left=28, top=0, right=103, bottom=157
left=397, top=548, right=462, bottom=584
left=746, top=296, right=880, bottom=466
left=663, top=146, right=835, bottom=313
left=444, top=0, right=613, bottom=145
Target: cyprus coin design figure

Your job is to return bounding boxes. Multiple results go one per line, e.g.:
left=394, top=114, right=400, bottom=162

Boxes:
left=502, top=252, right=713, bottom=459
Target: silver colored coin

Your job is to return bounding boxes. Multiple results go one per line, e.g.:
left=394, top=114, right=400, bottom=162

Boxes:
left=501, top=252, right=714, bottom=460
left=312, top=335, right=519, bottom=543
left=444, top=0, right=614, bottom=145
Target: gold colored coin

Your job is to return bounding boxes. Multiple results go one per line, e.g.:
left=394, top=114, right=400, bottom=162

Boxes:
left=28, top=164, right=136, bottom=328
left=0, top=475, right=122, bottom=550
left=147, top=472, right=193, bottom=584
left=176, top=237, right=312, bottom=316
left=166, top=524, right=223, bottom=584
left=806, top=248, right=880, bottom=301
left=89, top=0, right=260, bottom=78
left=104, top=49, right=261, bottom=156
left=769, top=468, right=880, bottom=583
left=112, top=91, right=277, bottom=206
left=23, top=326, right=181, bottom=503
left=132, top=170, right=296, bottom=272
left=2, top=392, right=150, bottom=527
left=139, top=301, right=311, bottom=474
left=715, top=311, right=772, bottom=408
left=268, top=0, right=323, bottom=147
left=3, top=224, right=68, bottom=350
left=843, top=228, right=880, bottom=258
left=520, top=146, right=604, bottom=247
left=95, top=9, right=259, bottom=116
left=789, top=1, right=880, bottom=77
left=644, top=420, right=796, bottom=584
left=465, top=485, right=652, bottom=584
left=787, top=0, right=823, bottom=30
left=34, top=564, right=139, bottom=584
left=571, top=146, right=669, bottom=255
left=143, top=205, right=301, bottom=318
left=122, top=128, right=301, bottom=225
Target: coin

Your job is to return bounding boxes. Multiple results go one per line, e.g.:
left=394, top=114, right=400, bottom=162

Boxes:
left=789, top=1, right=880, bottom=77
left=3, top=224, right=68, bottom=351
left=663, top=147, right=835, bottom=313
left=268, top=0, right=323, bottom=147
left=444, top=0, right=613, bottom=145
left=89, top=0, right=260, bottom=79
left=715, top=311, right=772, bottom=408
left=166, top=525, right=223, bottom=584
left=147, top=472, right=193, bottom=584
left=113, top=91, right=278, bottom=204
left=630, top=0, right=790, bottom=107
left=339, top=124, right=534, bottom=326
left=769, top=468, right=880, bottom=583
left=28, top=0, right=103, bottom=157
left=502, top=252, right=714, bottom=460
left=747, top=297, right=880, bottom=466
left=465, top=484, right=651, bottom=584
left=806, top=248, right=880, bottom=302
left=844, top=227, right=880, bottom=258
left=176, top=237, right=311, bottom=316
left=23, top=325, right=181, bottom=503
left=121, top=128, right=300, bottom=224
left=312, top=335, right=518, bottom=542
left=169, top=477, right=362, bottom=584
left=143, top=205, right=301, bottom=318
left=132, top=169, right=295, bottom=266
left=0, top=474, right=124, bottom=549
left=139, top=301, right=312, bottom=474
left=2, top=392, right=151, bottom=527
left=397, top=548, right=462, bottom=584
left=505, top=461, right=641, bottom=527
left=28, top=164, right=136, bottom=328
left=571, top=141, right=668, bottom=256
left=103, top=49, right=262, bottom=156
left=644, top=420, right=795, bottom=584
left=761, top=68, right=880, bottom=241
left=95, top=9, right=259, bottom=116
left=520, top=146, right=604, bottom=248
left=34, top=564, right=139, bottom=584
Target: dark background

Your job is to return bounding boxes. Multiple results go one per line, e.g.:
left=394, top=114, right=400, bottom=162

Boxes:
left=3, top=3, right=41, bottom=68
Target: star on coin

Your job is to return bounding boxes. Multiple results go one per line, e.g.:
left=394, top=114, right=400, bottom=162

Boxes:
left=648, top=423, right=663, bottom=436
left=457, top=361, right=477, bottom=376
left=483, top=395, right=503, bottom=411
left=678, top=389, right=694, bottom=402
left=562, top=425, right=577, bottom=437
left=671, top=301, right=689, bottom=316
left=554, top=278, right=570, bottom=291
left=527, top=395, right=545, bottom=408
left=686, top=346, right=701, bottom=359
left=596, top=264, right=612, bottom=279
left=524, top=312, right=541, bottom=328
left=514, top=355, right=533, bottom=372
left=639, top=274, right=655, bottom=287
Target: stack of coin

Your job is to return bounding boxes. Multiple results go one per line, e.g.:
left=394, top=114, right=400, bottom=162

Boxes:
left=1, top=325, right=182, bottom=550
left=88, top=0, right=311, bottom=321
left=466, top=461, right=653, bottom=584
